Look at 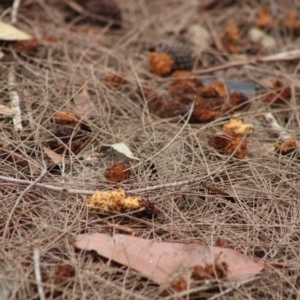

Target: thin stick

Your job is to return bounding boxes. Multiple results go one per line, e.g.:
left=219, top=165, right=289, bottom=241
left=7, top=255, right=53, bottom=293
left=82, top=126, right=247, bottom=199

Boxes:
left=195, top=50, right=300, bottom=74
left=11, top=0, right=21, bottom=24
left=195, top=60, right=251, bottom=75
left=2, top=166, right=47, bottom=239
left=8, top=66, right=23, bottom=131
left=33, top=247, right=46, bottom=300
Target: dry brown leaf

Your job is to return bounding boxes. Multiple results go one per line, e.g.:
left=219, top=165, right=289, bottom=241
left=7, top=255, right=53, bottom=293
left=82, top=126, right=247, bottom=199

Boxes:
left=43, top=146, right=63, bottom=164
left=54, top=111, right=81, bottom=126
left=69, top=232, right=267, bottom=287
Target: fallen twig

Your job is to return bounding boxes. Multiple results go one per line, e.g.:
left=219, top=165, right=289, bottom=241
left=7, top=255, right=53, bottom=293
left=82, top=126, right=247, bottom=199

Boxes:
left=8, top=65, right=23, bottom=131
left=11, top=0, right=21, bottom=24
left=33, top=247, right=45, bottom=300
left=195, top=50, right=300, bottom=74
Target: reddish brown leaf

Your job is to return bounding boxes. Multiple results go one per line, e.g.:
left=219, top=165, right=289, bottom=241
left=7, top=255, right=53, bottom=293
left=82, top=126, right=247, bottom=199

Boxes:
left=70, top=233, right=267, bottom=287
left=54, top=111, right=81, bottom=126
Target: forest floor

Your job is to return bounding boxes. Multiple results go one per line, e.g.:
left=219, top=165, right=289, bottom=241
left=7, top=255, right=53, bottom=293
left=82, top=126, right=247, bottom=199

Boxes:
left=1, top=0, right=300, bottom=299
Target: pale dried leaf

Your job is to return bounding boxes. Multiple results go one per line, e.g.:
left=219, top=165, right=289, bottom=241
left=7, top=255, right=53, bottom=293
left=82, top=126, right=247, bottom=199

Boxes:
left=0, top=104, right=15, bottom=116
left=110, top=143, right=140, bottom=160
left=70, top=233, right=267, bottom=287
left=43, top=146, right=62, bottom=164
left=0, top=21, right=33, bottom=41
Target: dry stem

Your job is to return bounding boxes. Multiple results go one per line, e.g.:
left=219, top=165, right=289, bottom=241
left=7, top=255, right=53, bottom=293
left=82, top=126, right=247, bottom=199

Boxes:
left=8, top=66, right=23, bottom=131
left=33, top=247, right=45, bottom=300
left=196, top=50, right=300, bottom=74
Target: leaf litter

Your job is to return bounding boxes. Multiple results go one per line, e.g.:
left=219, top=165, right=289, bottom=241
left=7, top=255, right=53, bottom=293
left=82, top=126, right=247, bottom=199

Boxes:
left=1, top=0, right=300, bottom=299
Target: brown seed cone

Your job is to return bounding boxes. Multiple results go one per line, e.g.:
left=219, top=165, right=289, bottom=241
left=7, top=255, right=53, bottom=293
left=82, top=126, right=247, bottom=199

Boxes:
left=105, top=163, right=131, bottom=183
left=149, top=52, right=174, bottom=76
left=148, top=97, right=186, bottom=118
left=154, top=43, right=194, bottom=71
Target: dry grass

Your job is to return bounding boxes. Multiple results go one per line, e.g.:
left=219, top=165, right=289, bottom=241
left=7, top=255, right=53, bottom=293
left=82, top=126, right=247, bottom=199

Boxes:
left=1, top=0, right=300, bottom=299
